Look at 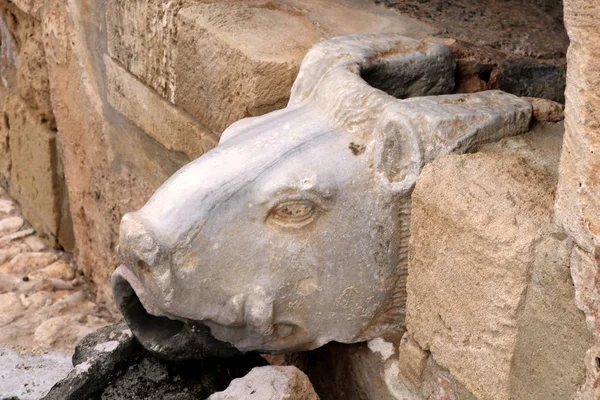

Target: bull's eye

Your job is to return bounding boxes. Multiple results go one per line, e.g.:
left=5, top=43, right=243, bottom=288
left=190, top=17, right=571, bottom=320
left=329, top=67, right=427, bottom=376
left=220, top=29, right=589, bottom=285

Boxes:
left=268, top=200, right=318, bottom=228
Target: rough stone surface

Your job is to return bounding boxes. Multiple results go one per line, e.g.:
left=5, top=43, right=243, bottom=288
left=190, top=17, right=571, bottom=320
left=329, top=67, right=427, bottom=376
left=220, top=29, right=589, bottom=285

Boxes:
left=0, top=2, right=72, bottom=249
left=397, top=333, right=428, bottom=389
left=494, top=60, right=566, bottom=103
left=104, top=55, right=218, bottom=160
left=406, top=151, right=591, bottom=400
left=208, top=366, right=319, bottom=400
left=555, top=2, right=600, bottom=396
left=113, top=33, right=532, bottom=357
left=523, top=97, right=565, bottom=122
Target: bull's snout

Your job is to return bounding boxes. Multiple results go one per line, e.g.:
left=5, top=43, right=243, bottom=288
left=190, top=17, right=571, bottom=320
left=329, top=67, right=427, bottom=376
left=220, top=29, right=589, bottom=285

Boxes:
left=113, top=213, right=241, bottom=360
left=118, top=213, right=161, bottom=274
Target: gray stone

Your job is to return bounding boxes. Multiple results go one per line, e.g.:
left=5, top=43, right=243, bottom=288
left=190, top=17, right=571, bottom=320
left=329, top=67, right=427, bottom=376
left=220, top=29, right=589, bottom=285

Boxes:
left=112, top=34, right=531, bottom=357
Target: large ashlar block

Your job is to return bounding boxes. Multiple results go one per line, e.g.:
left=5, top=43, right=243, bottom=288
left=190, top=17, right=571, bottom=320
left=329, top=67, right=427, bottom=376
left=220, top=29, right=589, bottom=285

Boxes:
left=557, top=1, right=600, bottom=255
left=407, top=140, right=592, bottom=400
left=106, top=0, right=438, bottom=134
left=104, top=55, right=218, bottom=160
left=4, top=96, right=69, bottom=245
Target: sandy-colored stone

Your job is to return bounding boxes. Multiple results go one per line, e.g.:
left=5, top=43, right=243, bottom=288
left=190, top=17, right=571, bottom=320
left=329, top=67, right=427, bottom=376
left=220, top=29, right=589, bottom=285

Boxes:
left=0, top=216, right=24, bottom=235
left=0, top=243, right=29, bottom=265
left=24, top=235, right=47, bottom=252
left=0, top=199, right=16, bottom=215
left=523, top=97, right=564, bottom=122
left=208, top=366, right=319, bottom=400
left=556, top=1, right=600, bottom=255
left=398, top=333, right=429, bottom=389
left=479, top=121, right=563, bottom=186
left=28, top=261, right=75, bottom=281
left=555, top=3, right=600, bottom=397
left=0, top=292, right=25, bottom=327
left=107, top=0, right=437, bottom=134
left=0, top=251, right=58, bottom=275
left=33, top=314, right=109, bottom=349
left=104, top=54, right=218, bottom=160
left=407, top=153, right=591, bottom=400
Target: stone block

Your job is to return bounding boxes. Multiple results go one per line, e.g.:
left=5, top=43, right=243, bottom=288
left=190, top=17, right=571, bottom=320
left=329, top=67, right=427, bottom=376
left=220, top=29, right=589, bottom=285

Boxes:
left=397, top=333, right=428, bottom=388
left=208, top=366, right=319, bottom=400
left=4, top=97, right=64, bottom=244
left=107, top=0, right=437, bottom=133
left=105, top=54, right=218, bottom=160
left=556, top=0, right=600, bottom=255
left=407, top=151, right=591, bottom=400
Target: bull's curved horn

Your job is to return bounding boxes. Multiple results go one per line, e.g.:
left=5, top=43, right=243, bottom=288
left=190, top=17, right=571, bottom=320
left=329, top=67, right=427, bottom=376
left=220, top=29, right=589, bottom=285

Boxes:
left=289, top=34, right=455, bottom=136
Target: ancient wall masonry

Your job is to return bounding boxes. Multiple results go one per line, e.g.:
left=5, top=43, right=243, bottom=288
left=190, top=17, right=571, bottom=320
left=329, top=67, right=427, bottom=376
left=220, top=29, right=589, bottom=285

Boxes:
left=555, top=1, right=600, bottom=397
left=406, top=128, right=592, bottom=399
left=0, top=2, right=73, bottom=250
left=1, top=1, right=599, bottom=399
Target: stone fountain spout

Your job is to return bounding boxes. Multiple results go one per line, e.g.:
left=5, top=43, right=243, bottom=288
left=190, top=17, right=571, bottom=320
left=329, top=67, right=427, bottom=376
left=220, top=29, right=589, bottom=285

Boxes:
left=111, top=33, right=532, bottom=359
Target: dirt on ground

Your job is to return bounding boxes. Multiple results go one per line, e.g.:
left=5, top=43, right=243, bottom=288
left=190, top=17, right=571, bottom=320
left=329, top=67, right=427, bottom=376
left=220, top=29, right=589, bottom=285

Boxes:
left=0, top=184, right=112, bottom=355
left=373, top=0, right=567, bottom=62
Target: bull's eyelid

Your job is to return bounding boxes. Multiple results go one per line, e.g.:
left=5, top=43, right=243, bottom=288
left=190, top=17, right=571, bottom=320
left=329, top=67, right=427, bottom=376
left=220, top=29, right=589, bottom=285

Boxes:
left=266, top=198, right=320, bottom=229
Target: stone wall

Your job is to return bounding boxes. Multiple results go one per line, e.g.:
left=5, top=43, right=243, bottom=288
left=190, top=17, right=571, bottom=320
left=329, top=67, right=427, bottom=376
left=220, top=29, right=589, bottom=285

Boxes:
left=6, top=0, right=436, bottom=309
left=555, top=0, right=600, bottom=397
left=0, top=2, right=73, bottom=251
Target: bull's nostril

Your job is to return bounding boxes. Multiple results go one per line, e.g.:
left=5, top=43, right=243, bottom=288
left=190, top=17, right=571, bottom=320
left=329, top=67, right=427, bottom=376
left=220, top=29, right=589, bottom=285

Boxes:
left=111, top=267, right=241, bottom=360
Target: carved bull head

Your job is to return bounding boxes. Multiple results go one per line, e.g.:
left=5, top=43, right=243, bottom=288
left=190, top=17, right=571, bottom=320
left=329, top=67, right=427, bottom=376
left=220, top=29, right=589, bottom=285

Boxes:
left=112, top=34, right=531, bottom=359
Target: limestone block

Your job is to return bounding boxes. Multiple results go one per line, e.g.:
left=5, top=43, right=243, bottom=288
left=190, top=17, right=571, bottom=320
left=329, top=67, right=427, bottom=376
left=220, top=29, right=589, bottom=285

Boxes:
left=208, top=366, right=318, bottom=400
left=398, top=333, right=428, bottom=389
left=107, top=0, right=438, bottom=134
left=523, top=97, right=564, bottom=123
left=556, top=0, right=600, bottom=255
left=104, top=54, right=218, bottom=160
left=5, top=97, right=62, bottom=243
left=407, top=153, right=592, bottom=400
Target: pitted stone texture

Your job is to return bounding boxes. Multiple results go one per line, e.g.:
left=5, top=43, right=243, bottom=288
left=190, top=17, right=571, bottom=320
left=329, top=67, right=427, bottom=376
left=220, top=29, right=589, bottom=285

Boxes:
left=106, top=0, right=438, bottom=134
left=555, top=2, right=600, bottom=397
left=208, top=366, right=319, bottom=400
left=523, top=97, right=564, bottom=123
left=407, top=153, right=591, bottom=400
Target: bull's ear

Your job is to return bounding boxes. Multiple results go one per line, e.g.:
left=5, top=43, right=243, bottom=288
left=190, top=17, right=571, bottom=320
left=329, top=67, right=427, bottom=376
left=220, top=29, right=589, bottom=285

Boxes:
left=374, top=91, right=532, bottom=195
left=373, top=104, right=423, bottom=196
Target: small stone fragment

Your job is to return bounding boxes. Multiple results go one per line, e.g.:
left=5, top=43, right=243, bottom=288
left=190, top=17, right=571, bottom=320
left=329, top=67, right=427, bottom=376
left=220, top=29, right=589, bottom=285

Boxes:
left=34, top=314, right=109, bottom=350
left=0, top=199, right=16, bottom=215
left=29, top=261, right=75, bottom=281
left=208, top=366, right=319, bottom=400
left=523, top=97, right=564, bottom=122
left=0, top=228, right=35, bottom=246
left=25, top=235, right=47, bottom=252
left=0, top=292, right=25, bottom=327
left=0, top=216, right=24, bottom=235
left=398, top=332, right=429, bottom=388
left=0, top=252, right=58, bottom=275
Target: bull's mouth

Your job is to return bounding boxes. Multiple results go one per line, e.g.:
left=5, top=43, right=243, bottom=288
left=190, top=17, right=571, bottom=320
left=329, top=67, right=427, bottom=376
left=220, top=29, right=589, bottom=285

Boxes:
left=111, top=266, right=240, bottom=360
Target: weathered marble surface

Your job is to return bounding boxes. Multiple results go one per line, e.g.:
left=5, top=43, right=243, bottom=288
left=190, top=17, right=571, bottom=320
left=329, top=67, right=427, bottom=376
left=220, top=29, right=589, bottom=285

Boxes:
left=112, top=33, right=532, bottom=357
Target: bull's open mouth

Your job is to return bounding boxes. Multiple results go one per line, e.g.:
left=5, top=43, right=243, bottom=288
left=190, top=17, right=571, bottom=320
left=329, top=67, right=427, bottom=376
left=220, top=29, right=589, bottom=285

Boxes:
left=111, top=266, right=240, bottom=360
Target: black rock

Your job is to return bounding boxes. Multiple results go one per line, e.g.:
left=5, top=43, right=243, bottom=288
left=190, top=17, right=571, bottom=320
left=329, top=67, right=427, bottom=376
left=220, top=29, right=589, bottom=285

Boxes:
left=43, top=323, right=267, bottom=400
left=495, top=60, right=566, bottom=103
